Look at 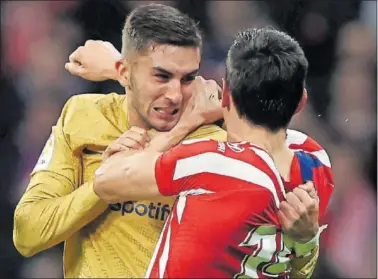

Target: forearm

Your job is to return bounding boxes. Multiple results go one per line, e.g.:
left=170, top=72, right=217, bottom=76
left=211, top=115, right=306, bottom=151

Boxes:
left=94, top=121, right=194, bottom=203
left=94, top=150, right=161, bottom=203
left=13, top=181, right=107, bottom=257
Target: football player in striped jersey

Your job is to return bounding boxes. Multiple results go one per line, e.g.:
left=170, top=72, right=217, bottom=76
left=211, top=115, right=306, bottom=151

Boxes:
left=94, top=27, right=333, bottom=278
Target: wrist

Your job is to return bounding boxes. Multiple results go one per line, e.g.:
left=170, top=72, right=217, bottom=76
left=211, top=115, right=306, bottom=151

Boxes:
left=297, top=224, right=319, bottom=244
left=104, top=66, right=118, bottom=81
left=294, top=224, right=327, bottom=257
left=164, top=122, right=193, bottom=148
left=181, top=114, right=205, bottom=131
left=170, top=119, right=201, bottom=140
left=148, top=119, right=202, bottom=152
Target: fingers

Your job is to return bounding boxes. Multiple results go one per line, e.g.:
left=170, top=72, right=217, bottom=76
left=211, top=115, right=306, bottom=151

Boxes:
left=103, top=139, right=140, bottom=161
left=102, top=143, right=129, bottom=161
left=65, top=62, right=86, bottom=77
left=103, top=127, right=149, bottom=160
left=285, top=192, right=307, bottom=217
left=297, top=181, right=314, bottom=193
left=130, top=126, right=150, bottom=139
left=279, top=200, right=300, bottom=224
left=120, top=127, right=150, bottom=146
left=292, top=187, right=318, bottom=209
left=67, top=46, right=86, bottom=77
left=298, top=181, right=318, bottom=200
left=277, top=209, right=292, bottom=231
left=278, top=201, right=299, bottom=231
left=85, top=39, right=96, bottom=47
left=69, top=46, right=84, bottom=64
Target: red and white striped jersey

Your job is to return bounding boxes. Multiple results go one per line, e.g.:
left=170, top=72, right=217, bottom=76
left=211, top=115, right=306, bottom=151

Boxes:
left=147, top=139, right=289, bottom=278
left=146, top=129, right=334, bottom=278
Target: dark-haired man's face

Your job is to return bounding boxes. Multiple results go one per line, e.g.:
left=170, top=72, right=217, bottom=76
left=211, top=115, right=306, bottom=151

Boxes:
left=127, top=44, right=200, bottom=131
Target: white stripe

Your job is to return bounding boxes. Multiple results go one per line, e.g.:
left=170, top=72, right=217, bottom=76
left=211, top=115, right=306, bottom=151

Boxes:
left=173, top=152, right=280, bottom=207
left=177, top=188, right=214, bottom=224
left=286, top=129, right=308, bottom=145
left=159, top=214, right=174, bottom=278
left=244, top=263, right=259, bottom=278
left=311, top=150, right=331, bottom=168
left=289, top=147, right=332, bottom=168
left=181, top=138, right=210, bottom=145
left=286, top=129, right=332, bottom=168
left=145, top=213, right=172, bottom=278
left=287, top=147, right=332, bottom=170
left=176, top=197, right=186, bottom=225
left=251, top=147, right=286, bottom=199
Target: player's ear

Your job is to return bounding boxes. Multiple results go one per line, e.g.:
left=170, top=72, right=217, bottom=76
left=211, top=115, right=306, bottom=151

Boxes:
left=116, top=58, right=129, bottom=88
left=221, top=78, right=231, bottom=108
left=295, top=88, right=308, bottom=115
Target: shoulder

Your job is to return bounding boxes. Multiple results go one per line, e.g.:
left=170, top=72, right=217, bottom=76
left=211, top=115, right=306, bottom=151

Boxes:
left=171, top=138, right=220, bottom=159
left=59, top=92, right=124, bottom=127
left=184, top=124, right=227, bottom=141
left=62, top=93, right=123, bottom=118
left=57, top=93, right=125, bottom=144
left=286, top=129, right=331, bottom=168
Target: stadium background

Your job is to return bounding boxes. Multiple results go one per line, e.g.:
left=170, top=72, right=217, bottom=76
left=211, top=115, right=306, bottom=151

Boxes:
left=0, top=0, right=376, bottom=278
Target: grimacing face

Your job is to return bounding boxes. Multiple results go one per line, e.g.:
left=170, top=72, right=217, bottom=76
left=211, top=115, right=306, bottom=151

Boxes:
left=125, top=44, right=201, bottom=132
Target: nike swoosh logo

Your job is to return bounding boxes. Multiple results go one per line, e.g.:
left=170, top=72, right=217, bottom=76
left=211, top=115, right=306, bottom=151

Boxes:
left=83, top=147, right=103, bottom=155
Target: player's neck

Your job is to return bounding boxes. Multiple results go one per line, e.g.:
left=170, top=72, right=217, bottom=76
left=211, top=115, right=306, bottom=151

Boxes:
left=227, top=123, right=294, bottom=180
left=228, top=120, right=282, bottom=150
left=227, top=121, right=294, bottom=181
left=123, top=95, right=151, bottom=130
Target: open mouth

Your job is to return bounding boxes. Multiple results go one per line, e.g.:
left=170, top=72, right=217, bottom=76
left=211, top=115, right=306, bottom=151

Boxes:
left=153, top=107, right=179, bottom=115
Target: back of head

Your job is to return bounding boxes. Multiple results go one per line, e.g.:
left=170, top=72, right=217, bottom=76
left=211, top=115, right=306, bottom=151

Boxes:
left=226, top=27, right=308, bottom=132
left=122, top=3, right=203, bottom=58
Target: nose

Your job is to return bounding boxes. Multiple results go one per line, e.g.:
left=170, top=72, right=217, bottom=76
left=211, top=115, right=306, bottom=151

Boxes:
left=165, top=79, right=183, bottom=105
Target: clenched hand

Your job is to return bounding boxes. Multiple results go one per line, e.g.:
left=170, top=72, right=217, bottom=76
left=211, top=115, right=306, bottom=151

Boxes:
left=278, top=182, right=320, bottom=243
left=65, top=40, right=122, bottom=81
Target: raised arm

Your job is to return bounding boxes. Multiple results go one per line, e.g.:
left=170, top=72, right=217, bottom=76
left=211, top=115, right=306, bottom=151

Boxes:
left=65, top=40, right=121, bottom=82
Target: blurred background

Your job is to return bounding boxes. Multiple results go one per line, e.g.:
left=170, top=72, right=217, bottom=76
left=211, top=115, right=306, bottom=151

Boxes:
left=0, top=0, right=376, bottom=278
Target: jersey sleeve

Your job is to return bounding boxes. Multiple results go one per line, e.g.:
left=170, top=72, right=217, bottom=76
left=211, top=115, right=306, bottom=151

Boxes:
left=286, top=129, right=334, bottom=219
left=155, top=139, right=215, bottom=196
left=13, top=97, right=108, bottom=257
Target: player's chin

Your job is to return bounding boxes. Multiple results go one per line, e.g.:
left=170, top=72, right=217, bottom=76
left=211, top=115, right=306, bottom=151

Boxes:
left=151, top=117, right=180, bottom=132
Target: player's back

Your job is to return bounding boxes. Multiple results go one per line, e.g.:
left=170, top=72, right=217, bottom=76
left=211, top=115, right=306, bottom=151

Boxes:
left=147, top=140, right=289, bottom=278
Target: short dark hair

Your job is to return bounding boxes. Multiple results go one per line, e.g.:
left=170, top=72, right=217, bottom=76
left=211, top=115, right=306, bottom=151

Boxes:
left=225, top=27, right=308, bottom=131
left=122, top=4, right=202, bottom=57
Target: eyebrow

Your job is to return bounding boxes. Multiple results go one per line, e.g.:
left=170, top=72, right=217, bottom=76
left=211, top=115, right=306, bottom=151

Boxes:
left=152, top=67, right=199, bottom=77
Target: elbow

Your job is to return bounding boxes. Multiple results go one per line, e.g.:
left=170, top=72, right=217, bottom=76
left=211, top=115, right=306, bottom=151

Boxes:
left=13, top=206, right=40, bottom=257
left=13, top=236, right=37, bottom=258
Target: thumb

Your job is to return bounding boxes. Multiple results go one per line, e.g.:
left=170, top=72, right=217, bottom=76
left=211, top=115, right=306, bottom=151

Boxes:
left=298, top=181, right=314, bottom=192
left=298, top=181, right=318, bottom=199
left=65, top=62, right=86, bottom=77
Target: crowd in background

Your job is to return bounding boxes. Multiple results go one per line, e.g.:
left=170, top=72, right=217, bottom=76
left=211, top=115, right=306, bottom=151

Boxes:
left=0, top=1, right=376, bottom=278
